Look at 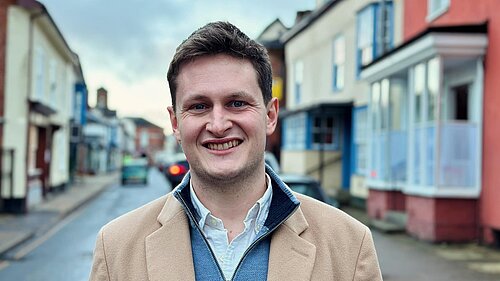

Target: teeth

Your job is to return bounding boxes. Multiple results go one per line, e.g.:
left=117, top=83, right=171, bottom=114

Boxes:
left=207, top=140, right=240, bottom=151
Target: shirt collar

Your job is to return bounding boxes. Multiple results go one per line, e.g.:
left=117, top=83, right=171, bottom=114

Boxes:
left=189, top=174, right=273, bottom=229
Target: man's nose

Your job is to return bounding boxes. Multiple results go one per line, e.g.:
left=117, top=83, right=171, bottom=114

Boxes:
left=206, top=105, right=232, bottom=136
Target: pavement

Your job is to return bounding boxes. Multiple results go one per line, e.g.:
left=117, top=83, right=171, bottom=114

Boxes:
left=342, top=206, right=500, bottom=277
left=0, top=172, right=118, bottom=257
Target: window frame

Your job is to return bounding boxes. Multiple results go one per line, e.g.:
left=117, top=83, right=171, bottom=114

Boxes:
left=427, top=0, right=450, bottom=22
left=356, top=1, right=394, bottom=78
left=332, top=34, right=345, bottom=92
left=293, top=60, right=304, bottom=105
left=310, top=114, right=342, bottom=151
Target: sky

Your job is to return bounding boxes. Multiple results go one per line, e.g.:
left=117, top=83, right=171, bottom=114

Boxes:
left=39, top=0, right=316, bottom=134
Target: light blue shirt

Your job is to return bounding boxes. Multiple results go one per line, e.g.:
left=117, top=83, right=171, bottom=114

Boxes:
left=190, top=174, right=273, bottom=280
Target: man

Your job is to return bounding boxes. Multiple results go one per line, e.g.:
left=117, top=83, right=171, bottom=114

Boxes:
left=90, top=21, right=382, bottom=281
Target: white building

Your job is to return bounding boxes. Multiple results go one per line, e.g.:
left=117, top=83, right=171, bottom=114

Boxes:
left=2, top=0, right=78, bottom=212
left=280, top=0, right=403, bottom=203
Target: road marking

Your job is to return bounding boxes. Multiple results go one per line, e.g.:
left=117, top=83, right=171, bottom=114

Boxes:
left=0, top=260, right=10, bottom=271
left=13, top=206, right=86, bottom=260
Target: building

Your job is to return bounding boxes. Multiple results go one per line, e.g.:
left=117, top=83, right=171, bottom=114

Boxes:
left=118, top=117, right=136, bottom=157
left=362, top=0, right=499, bottom=244
left=127, top=117, right=165, bottom=161
left=69, top=55, right=88, bottom=182
left=0, top=0, right=78, bottom=212
left=83, top=88, right=120, bottom=174
left=256, top=19, right=289, bottom=161
left=279, top=0, right=402, bottom=201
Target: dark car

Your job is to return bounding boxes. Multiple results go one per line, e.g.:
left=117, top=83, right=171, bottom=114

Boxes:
left=165, top=153, right=189, bottom=187
left=280, top=173, right=339, bottom=208
left=121, top=158, right=149, bottom=185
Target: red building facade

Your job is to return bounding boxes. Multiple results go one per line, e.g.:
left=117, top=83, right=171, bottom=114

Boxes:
left=405, top=0, right=500, bottom=245
left=363, top=0, right=499, bottom=244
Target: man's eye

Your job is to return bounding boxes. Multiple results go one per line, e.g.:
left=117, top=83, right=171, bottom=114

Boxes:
left=230, top=101, right=246, bottom=107
left=191, top=104, right=206, bottom=110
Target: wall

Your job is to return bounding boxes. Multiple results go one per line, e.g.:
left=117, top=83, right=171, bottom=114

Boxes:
left=3, top=6, right=29, bottom=199
left=285, top=0, right=372, bottom=110
left=282, top=150, right=342, bottom=195
left=406, top=195, right=478, bottom=242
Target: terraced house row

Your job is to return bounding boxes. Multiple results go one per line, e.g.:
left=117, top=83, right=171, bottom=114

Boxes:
left=259, top=0, right=500, bottom=246
left=0, top=0, right=164, bottom=213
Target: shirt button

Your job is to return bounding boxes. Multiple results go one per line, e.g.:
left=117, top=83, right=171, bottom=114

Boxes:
left=255, top=225, right=261, bottom=233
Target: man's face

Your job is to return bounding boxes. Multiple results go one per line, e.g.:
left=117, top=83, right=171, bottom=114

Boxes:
left=168, top=54, right=278, bottom=183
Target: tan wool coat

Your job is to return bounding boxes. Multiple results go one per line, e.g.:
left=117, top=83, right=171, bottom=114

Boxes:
left=89, top=192, right=383, bottom=281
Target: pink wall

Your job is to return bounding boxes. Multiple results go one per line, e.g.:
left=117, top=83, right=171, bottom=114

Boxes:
left=404, top=0, right=500, bottom=237
left=367, top=190, right=405, bottom=220
left=406, top=196, right=478, bottom=242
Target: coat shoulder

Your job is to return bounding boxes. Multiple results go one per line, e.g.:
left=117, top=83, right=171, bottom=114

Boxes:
left=294, top=193, right=369, bottom=237
left=99, top=194, right=170, bottom=240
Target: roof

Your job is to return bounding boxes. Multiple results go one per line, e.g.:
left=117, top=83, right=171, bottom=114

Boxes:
left=127, top=117, right=163, bottom=130
left=17, top=0, right=78, bottom=65
left=256, top=18, right=289, bottom=49
left=281, top=0, right=345, bottom=43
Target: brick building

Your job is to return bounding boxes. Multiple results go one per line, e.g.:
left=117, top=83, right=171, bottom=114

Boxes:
left=127, top=117, right=165, bottom=161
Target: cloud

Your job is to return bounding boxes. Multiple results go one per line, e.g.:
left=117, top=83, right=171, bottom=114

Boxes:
left=39, top=0, right=316, bottom=133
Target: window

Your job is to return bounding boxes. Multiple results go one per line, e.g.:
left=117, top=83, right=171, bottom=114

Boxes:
left=427, top=58, right=439, bottom=121
left=49, top=60, right=58, bottom=108
left=414, top=63, right=425, bottom=123
left=356, top=1, right=394, bottom=75
left=357, top=6, right=374, bottom=67
left=34, top=47, right=45, bottom=100
left=283, top=113, right=307, bottom=150
left=428, top=0, right=449, bottom=21
left=332, top=35, right=345, bottom=91
left=294, top=61, right=304, bottom=104
left=311, top=115, right=341, bottom=150
left=353, top=106, right=368, bottom=175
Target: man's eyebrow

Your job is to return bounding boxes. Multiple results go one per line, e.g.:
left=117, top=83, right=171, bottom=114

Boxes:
left=227, top=91, right=254, bottom=99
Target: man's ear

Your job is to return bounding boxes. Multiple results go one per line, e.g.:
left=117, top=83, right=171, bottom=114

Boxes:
left=266, top=97, right=279, bottom=136
left=168, top=106, right=181, bottom=142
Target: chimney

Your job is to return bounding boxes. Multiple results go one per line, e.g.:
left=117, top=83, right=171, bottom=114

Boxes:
left=96, top=87, right=108, bottom=109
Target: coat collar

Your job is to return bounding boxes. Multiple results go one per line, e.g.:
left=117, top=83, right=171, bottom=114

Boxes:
left=145, top=166, right=316, bottom=280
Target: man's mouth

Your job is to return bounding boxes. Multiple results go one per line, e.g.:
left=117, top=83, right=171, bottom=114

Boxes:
left=205, top=140, right=241, bottom=151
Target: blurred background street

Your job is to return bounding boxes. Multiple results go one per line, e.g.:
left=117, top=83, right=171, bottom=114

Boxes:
left=1, top=0, right=500, bottom=279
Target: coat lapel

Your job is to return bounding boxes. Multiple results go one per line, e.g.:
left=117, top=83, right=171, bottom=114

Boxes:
left=267, top=206, right=316, bottom=281
left=145, top=194, right=196, bottom=281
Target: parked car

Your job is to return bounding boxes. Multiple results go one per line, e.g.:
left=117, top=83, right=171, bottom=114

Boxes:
left=121, top=158, right=149, bottom=185
left=164, top=153, right=189, bottom=187
left=280, top=173, right=339, bottom=208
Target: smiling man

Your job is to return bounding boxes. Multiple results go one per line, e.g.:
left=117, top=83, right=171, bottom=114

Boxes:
left=89, top=22, right=383, bottom=281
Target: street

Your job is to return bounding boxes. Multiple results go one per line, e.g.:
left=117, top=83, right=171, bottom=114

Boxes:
left=0, top=168, right=499, bottom=280
left=0, top=168, right=171, bottom=281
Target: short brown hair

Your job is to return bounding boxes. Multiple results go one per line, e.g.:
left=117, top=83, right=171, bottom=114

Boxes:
left=167, top=21, right=272, bottom=111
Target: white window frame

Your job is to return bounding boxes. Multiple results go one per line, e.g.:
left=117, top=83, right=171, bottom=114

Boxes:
left=49, top=59, right=58, bottom=108
left=332, top=35, right=345, bottom=91
left=34, top=47, right=45, bottom=101
left=293, top=60, right=304, bottom=105
left=427, top=0, right=450, bottom=22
